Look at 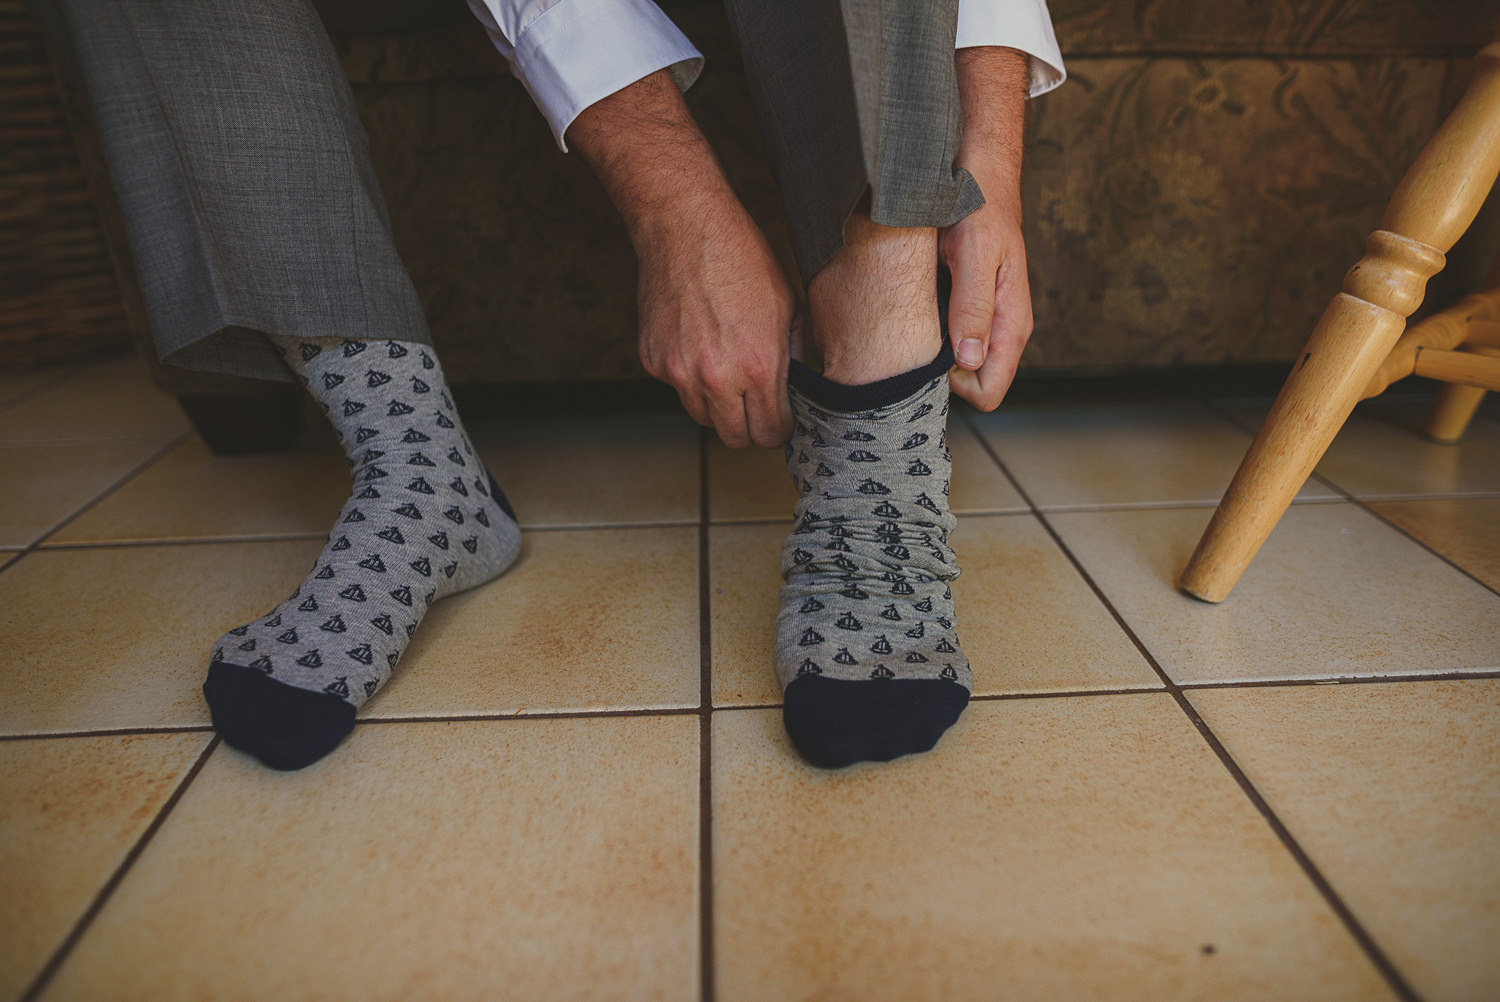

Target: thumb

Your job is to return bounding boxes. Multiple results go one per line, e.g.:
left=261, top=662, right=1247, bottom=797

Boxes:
left=945, top=248, right=996, bottom=371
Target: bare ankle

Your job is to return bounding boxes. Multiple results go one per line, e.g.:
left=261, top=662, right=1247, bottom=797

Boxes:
left=808, top=214, right=941, bottom=385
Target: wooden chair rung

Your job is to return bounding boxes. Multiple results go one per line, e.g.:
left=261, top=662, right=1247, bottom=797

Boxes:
left=1466, top=319, right=1500, bottom=348
left=1412, top=346, right=1500, bottom=391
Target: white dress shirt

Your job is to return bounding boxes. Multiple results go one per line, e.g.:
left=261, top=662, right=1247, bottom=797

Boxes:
left=467, top=0, right=1066, bottom=151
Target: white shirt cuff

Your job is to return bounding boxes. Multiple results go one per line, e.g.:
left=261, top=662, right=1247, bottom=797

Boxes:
left=468, top=0, right=703, bottom=151
left=956, top=0, right=1067, bottom=98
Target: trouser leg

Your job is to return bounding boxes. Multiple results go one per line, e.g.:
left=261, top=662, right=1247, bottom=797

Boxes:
left=721, top=0, right=981, bottom=284
left=35, top=0, right=430, bottom=382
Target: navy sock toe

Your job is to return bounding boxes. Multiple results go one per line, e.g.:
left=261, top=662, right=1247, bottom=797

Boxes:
left=203, top=662, right=357, bottom=770
left=782, top=676, right=970, bottom=769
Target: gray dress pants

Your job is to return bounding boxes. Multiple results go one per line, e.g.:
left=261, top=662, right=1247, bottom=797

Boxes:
left=38, top=0, right=973, bottom=381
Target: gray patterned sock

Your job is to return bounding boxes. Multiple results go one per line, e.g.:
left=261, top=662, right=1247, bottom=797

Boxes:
left=203, top=336, right=521, bottom=769
left=775, top=341, right=970, bottom=767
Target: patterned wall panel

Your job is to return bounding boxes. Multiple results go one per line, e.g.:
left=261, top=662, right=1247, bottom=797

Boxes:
left=1050, top=0, right=1492, bottom=56
left=1022, top=56, right=1466, bottom=367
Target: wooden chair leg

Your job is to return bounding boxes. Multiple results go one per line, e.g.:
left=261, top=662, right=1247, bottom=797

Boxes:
left=1426, top=381, right=1488, bottom=442
left=1180, top=238, right=1441, bottom=602
left=1181, top=36, right=1500, bottom=603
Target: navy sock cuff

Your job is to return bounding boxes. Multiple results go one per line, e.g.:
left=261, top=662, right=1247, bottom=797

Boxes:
left=788, top=338, right=953, bottom=414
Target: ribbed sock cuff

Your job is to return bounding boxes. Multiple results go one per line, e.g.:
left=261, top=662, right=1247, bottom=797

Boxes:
left=788, top=338, right=953, bottom=413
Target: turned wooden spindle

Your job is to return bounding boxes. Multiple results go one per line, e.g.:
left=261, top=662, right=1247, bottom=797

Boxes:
left=1181, top=36, right=1500, bottom=603
left=1363, top=288, right=1500, bottom=399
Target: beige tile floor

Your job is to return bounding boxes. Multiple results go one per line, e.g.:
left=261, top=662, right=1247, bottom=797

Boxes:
left=2, top=355, right=1498, bottom=1002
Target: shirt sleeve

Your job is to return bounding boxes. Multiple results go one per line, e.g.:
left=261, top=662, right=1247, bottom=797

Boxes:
left=956, top=0, right=1066, bottom=98
left=466, top=0, right=703, bottom=151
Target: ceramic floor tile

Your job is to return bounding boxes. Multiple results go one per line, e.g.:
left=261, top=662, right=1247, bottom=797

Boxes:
left=0, top=378, right=188, bottom=445
left=51, top=438, right=350, bottom=544
left=71, top=352, right=154, bottom=382
left=0, top=540, right=322, bottom=735
left=1368, top=497, right=1500, bottom=591
left=707, top=419, right=1023, bottom=522
left=0, top=733, right=210, bottom=1002
left=0, top=440, right=167, bottom=547
left=1229, top=397, right=1500, bottom=499
left=370, top=527, right=700, bottom=717
left=0, top=370, right=60, bottom=408
left=1317, top=401, right=1500, bottom=499
left=706, top=440, right=794, bottom=522
left=46, top=716, right=700, bottom=1002
left=1189, top=681, right=1500, bottom=1002
left=711, top=696, right=1394, bottom=1002
left=470, top=413, right=698, bottom=528
left=1049, top=504, right=1500, bottom=684
left=967, top=403, right=1339, bottom=510
left=707, top=522, right=786, bottom=705
left=709, top=515, right=1159, bottom=706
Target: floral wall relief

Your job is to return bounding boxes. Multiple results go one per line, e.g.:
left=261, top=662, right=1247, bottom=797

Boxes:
left=1022, top=55, right=1463, bottom=369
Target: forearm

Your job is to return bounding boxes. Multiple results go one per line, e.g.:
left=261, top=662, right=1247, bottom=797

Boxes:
left=566, top=68, right=794, bottom=448
left=568, top=69, right=741, bottom=247
left=954, top=46, right=1029, bottom=215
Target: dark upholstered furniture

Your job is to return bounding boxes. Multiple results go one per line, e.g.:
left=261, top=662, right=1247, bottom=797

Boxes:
left=24, top=0, right=1500, bottom=450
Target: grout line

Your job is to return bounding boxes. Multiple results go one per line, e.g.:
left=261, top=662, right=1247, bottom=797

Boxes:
left=517, top=519, right=700, bottom=533
left=696, top=427, right=716, bottom=1002
left=38, top=432, right=191, bottom=544
left=0, top=362, right=95, bottom=418
left=1333, top=485, right=1500, bottom=600
left=1179, top=670, right=1500, bottom=690
left=36, top=533, right=329, bottom=551
left=957, top=410, right=1424, bottom=1002
left=0, top=432, right=193, bottom=581
left=20, top=734, right=221, bottom=1002
left=1029, top=496, right=1348, bottom=514
left=0, top=725, right=215, bottom=742
left=515, top=667, right=1500, bottom=721
left=707, top=507, right=1036, bottom=527
left=357, top=706, right=700, bottom=725
left=26, top=521, right=710, bottom=555
left=1205, top=398, right=1500, bottom=600
left=1165, top=695, right=1422, bottom=1002
left=14, top=666, right=1480, bottom=748
left=1308, top=490, right=1500, bottom=502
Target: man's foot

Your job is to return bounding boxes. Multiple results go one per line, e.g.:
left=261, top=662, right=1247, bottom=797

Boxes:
left=775, top=341, right=970, bottom=768
left=203, top=337, right=521, bottom=769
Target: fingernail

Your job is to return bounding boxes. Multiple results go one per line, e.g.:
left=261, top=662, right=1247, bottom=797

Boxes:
left=956, top=338, right=985, bottom=368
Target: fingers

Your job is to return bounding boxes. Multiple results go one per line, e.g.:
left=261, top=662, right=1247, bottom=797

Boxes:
left=743, top=377, right=793, bottom=449
left=945, top=239, right=998, bottom=373
left=705, top=389, right=752, bottom=450
left=950, top=297, right=1031, bottom=412
left=949, top=347, right=1020, bottom=411
left=671, top=374, right=790, bottom=450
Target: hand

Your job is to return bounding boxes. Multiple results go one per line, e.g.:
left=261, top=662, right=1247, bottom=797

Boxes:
left=941, top=195, right=1032, bottom=411
left=944, top=46, right=1033, bottom=412
left=569, top=70, right=794, bottom=448
left=635, top=202, right=796, bottom=448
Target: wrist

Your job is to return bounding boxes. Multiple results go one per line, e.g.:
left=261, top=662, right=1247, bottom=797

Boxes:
left=624, top=172, right=745, bottom=255
left=570, top=69, right=742, bottom=251
left=954, top=46, right=1028, bottom=210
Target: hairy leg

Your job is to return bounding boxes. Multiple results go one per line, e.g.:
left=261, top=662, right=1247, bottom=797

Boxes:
left=808, top=212, right=942, bottom=384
